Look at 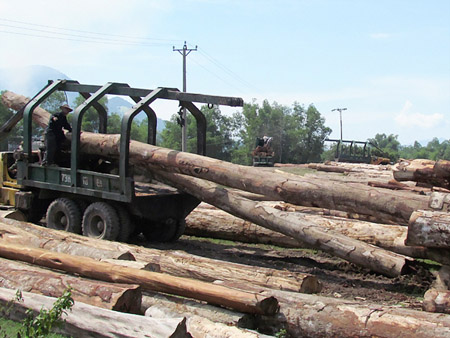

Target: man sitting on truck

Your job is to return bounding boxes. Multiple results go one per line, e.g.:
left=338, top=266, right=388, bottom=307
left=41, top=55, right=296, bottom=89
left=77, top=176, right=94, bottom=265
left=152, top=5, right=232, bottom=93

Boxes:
left=42, top=104, right=73, bottom=166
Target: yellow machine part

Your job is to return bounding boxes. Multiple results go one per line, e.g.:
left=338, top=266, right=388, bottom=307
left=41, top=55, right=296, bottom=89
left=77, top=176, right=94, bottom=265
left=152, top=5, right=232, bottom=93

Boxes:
left=0, top=152, right=21, bottom=207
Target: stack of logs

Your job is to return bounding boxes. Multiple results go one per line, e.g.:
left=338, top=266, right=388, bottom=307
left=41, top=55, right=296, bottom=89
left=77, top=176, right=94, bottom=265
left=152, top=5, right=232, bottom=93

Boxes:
left=0, top=91, right=449, bottom=336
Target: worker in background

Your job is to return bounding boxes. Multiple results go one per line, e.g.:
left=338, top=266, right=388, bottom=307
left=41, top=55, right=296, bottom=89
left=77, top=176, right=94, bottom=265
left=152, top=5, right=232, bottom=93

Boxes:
left=263, top=135, right=273, bottom=148
left=42, top=104, right=73, bottom=166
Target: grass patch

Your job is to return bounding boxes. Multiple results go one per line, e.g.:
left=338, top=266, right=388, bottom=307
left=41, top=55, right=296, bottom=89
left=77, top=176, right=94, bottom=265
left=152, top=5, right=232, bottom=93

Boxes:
left=276, top=167, right=316, bottom=176
left=0, top=317, right=69, bottom=337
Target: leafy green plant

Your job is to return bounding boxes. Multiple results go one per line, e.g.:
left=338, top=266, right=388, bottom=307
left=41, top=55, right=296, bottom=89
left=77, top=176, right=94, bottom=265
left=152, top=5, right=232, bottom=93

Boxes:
left=21, top=288, right=74, bottom=338
left=275, top=328, right=288, bottom=338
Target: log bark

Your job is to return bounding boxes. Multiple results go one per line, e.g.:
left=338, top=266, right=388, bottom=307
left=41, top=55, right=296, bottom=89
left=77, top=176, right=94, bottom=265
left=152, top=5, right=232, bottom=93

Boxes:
left=0, top=217, right=136, bottom=261
left=433, top=265, right=450, bottom=290
left=423, top=288, right=450, bottom=314
left=435, top=160, right=450, bottom=180
left=406, top=210, right=450, bottom=248
left=154, top=172, right=413, bottom=277
left=0, top=257, right=142, bottom=313
left=215, top=280, right=450, bottom=338
left=145, top=305, right=267, bottom=338
left=141, top=291, right=244, bottom=327
left=0, top=287, right=189, bottom=338
left=1, top=91, right=434, bottom=225
left=0, top=241, right=279, bottom=315
left=0, top=217, right=319, bottom=294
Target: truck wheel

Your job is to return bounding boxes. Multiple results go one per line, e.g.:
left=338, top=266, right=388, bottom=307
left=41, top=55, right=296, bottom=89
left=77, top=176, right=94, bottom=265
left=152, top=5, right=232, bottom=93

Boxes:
left=170, top=219, right=186, bottom=242
left=46, top=198, right=82, bottom=233
left=115, top=204, right=134, bottom=243
left=142, top=218, right=184, bottom=242
left=82, top=202, right=120, bottom=241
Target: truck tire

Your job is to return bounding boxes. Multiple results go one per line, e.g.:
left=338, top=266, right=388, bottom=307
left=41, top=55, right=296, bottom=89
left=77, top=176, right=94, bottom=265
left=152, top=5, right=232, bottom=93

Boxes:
left=115, top=204, right=134, bottom=243
left=46, top=198, right=82, bottom=233
left=142, top=218, right=184, bottom=242
left=82, top=202, right=120, bottom=241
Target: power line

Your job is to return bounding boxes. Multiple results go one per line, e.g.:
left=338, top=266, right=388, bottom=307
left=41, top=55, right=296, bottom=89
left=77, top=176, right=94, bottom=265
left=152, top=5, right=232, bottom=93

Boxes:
left=0, top=18, right=181, bottom=48
left=0, top=18, right=180, bottom=44
left=197, top=47, right=261, bottom=93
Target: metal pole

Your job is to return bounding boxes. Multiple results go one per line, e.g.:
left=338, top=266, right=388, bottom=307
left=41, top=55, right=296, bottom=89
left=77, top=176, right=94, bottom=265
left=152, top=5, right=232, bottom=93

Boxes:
left=331, top=107, right=347, bottom=142
left=173, top=41, right=197, bottom=152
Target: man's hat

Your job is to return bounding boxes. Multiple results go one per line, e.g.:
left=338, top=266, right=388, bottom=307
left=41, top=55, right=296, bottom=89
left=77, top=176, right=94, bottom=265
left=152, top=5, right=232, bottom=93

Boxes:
left=60, top=104, right=73, bottom=112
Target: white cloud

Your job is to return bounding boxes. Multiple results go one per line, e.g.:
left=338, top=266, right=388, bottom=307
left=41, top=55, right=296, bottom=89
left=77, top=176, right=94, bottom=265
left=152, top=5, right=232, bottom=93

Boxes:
left=370, top=33, right=391, bottom=39
left=395, top=100, right=444, bottom=128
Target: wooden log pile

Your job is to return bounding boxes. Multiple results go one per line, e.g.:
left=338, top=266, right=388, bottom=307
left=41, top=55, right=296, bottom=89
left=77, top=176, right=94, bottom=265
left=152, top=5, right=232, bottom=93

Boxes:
left=0, top=218, right=449, bottom=337
left=1, top=91, right=450, bottom=335
left=393, top=159, right=450, bottom=189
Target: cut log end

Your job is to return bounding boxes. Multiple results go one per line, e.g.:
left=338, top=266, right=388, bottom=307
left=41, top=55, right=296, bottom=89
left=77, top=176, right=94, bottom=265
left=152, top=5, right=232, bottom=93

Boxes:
left=300, top=275, right=323, bottom=294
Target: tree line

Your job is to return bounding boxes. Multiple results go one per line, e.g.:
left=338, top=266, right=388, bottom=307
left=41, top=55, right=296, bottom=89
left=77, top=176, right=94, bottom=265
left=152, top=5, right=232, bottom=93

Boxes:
left=1, top=91, right=448, bottom=163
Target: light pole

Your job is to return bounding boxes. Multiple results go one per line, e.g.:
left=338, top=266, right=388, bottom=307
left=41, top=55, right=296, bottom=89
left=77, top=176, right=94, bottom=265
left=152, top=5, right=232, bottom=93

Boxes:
left=331, top=108, right=347, bottom=141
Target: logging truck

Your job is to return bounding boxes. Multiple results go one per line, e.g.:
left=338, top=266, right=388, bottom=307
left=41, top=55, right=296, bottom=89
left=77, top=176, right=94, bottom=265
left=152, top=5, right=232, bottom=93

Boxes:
left=0, top=80, right=243, bottom=242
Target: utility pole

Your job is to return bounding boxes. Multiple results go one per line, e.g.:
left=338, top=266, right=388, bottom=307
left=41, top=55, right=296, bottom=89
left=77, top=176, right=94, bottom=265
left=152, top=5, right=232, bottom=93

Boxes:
left=173, top=41, right=197, bottom=152
left=331, top=107, right=347, bottom=141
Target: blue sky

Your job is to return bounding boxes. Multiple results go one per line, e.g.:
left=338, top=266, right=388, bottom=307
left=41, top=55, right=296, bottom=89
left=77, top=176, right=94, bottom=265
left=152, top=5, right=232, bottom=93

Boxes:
left=0, top=0, right=449, bottom=145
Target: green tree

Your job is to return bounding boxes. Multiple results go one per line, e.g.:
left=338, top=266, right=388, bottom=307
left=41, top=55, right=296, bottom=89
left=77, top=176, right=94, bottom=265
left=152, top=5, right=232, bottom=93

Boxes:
left=232, top=101, right=330, bottom=164
left=368, top=133, right=400, bottom=162
left=160, top=105, right=234, bottom=161
left=70, top=95, right=108, bottom=132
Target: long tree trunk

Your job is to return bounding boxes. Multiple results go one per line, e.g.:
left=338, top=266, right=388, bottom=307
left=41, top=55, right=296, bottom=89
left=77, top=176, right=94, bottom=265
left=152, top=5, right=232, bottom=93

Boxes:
left=153, top=172, right=413, bottom=277
left=216, top=280, right=450, bottom=338
left=0, top=287, right=189, bottom=338
left=141, top=292, right=285, bottom=336
left=1, top=91, right=435, bottom=225
left=0, top=217, right=135, bottom=261
left=0, top=241, right=279, bottom=315
left=0, top=218, right=320, bottom=293
left=185, top=203, right=450, bottom=266
left=0, top=257, right=142, bottom=313
left=406, top=210, right=450, bottom=248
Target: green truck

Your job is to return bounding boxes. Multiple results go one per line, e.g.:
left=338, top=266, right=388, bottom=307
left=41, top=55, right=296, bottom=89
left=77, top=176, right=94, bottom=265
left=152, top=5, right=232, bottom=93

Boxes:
left=0, top=80, right=243, bottom=242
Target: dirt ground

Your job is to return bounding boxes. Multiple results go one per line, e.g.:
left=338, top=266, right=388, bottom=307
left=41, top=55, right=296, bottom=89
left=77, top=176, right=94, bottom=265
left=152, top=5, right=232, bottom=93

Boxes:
left=136, top=234, right=436, bottom=311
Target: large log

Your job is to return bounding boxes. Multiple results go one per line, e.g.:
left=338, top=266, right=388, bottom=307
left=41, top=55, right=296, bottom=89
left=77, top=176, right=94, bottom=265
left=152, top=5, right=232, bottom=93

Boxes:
left=0, top=241, right=279, bottom=315
left=0, top=287, right=189, bottom=338
left=1, top=91, right=435, bottom=225
left=0, top=257, right=141, bottom=313
left=435, top=160, right=450, bottom=180
left=145, top=307, right=269, bottom=338
left=406, top=210, right=450, bottom=248
left=0, top=217, right=135, bottom=261
left=186, top=203, right=428, bottom=258
left=394, top=159, right=450, bottom=189
left=215, top=280, right=450, bottom=338
left=185, top=203, right=450, bottom=266
left=0, top=218, right=319, bottom=293
left=141, top=292, right=284, bottom=335
left=154, top=172, right=413, bottom=277
left=141, top=291, right=244, bottom=327
left=103, top=252, right=321, bottom=294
